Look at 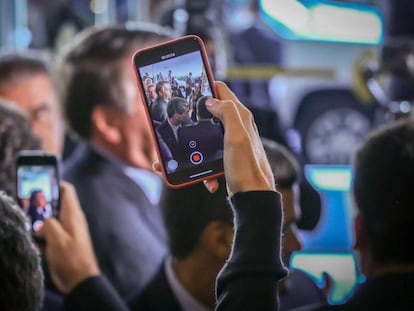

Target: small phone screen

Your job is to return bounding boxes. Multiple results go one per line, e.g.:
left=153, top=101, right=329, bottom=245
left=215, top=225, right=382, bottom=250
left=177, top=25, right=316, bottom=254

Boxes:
left=135, top=36, right=224, bottom=186
left=17, top=165, right=59, bottom=232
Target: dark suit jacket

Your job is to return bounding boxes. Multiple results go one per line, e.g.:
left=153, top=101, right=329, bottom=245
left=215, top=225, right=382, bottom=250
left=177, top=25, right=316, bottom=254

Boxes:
left=280, top=269, right=326, bottom=310
left=151, top=98, right=168, bottom=123
left=295, top=272, right=414, bottom=311
left=62, top=143, right=167, bottom=297
left=28, top=205, right=45, bottom=223
left=128, top=262, right=182, bottom=311
left=178, top=121, right=224, bottom=168
left=157, top=120, right=182, bottom=162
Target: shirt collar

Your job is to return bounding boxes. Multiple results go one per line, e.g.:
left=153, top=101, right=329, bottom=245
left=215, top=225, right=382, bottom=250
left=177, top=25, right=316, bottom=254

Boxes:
left=91, top=144, right=162, bottom=205
left=164, top=257, right=211, bottom=311
left=167, top=118, right=181, bottom=141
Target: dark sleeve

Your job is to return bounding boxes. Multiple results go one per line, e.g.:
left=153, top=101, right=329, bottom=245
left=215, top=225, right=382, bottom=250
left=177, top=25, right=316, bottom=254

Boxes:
left=215, top=191, right=288, bottom=311
left=64, top=275, right=129, bottom=311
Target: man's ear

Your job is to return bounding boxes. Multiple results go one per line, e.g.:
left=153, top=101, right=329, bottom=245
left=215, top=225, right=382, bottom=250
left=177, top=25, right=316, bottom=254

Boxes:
left=354, top=213, right=368, bottom=251
left=91, top=106, right=122, bottom=144
left=201, top=221, right=234, bottom=260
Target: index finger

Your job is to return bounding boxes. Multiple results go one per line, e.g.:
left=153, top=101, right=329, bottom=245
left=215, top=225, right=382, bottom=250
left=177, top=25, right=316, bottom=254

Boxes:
left=214, top=81, right=252, bottom=120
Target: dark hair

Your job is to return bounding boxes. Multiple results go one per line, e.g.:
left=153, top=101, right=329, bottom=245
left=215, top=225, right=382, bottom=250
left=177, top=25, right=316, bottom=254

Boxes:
left=29, top=190, right=43, bottom=206
left=166, top=97, right=189, bottom=118
left=155, top=80, right=170, bottom=96
left=196, top=96, right=213, bottom=120
left=160, top=176, right=232, bottom=259
left=353, top=118, right=414, bottom=263
left=0, top=191, right=43, bottom=311
left=0, top=99, right=41, bottom=199
left=261, top=138, right=300, bottom=189
left=58, top=24, right=172, bottom=139
left=0, top=52, right=50, bottom=88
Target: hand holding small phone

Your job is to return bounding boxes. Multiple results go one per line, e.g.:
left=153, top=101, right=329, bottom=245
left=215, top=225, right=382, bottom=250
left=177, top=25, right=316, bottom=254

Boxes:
left=38, top=182, right=100, bottom=294
left=15, top=150, right=60, bottom=233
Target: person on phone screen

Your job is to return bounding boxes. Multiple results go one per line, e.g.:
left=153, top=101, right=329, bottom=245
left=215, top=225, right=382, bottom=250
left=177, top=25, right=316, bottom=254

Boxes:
left=185, top=72, right=194, bottom=101
left=146, top=83, right=158, bottom=107
left=27, top=189, right=49, bottom=226
left=178, top=95, right=223, bottom=167
left=157, top=97, right=192, bottom=166
left=189, top=82, right=204, bottom=122
left=151, top=80, right=173, bottom=123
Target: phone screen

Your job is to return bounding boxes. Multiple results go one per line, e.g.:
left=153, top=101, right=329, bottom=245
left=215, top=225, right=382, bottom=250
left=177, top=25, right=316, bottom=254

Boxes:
left=17, top=164, right=59, bottom=232
left=134, top=36, right=224, bottom=187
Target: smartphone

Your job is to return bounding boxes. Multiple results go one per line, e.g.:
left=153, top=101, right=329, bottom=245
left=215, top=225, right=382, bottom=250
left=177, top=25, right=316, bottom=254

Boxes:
left=15, top=151, right=60, bottom=232
left=133, top=35, right=224, bottom=188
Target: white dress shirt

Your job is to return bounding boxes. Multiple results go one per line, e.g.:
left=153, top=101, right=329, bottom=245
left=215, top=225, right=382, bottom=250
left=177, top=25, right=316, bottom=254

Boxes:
left=165, top=257, right=211, bottom=311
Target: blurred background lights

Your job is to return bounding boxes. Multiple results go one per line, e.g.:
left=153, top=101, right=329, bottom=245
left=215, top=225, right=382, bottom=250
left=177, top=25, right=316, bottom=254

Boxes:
left=306, top=165, right=353, bottom=191
left=261, top=0, right=383, bottom=44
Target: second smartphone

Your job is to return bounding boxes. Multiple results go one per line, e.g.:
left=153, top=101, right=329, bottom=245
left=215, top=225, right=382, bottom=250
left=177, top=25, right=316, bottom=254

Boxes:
left=133, top=35, right=224, bottom=188
left=15, top=151, right=60, bottom=232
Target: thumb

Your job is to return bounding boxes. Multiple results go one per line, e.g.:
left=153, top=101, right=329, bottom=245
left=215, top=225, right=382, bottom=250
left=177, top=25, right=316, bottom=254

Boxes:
left=152, top=161, right=163, bottom=176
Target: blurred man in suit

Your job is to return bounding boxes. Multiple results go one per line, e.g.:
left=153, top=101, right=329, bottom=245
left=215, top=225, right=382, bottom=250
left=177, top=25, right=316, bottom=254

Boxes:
left=151, top=80, right=172, bottom=122
left=58, top=25, right=173, bottom=297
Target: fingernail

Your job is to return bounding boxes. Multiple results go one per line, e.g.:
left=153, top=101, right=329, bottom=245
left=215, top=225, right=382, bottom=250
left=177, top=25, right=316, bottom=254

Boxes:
left=206, top=98, right=218, bottom=107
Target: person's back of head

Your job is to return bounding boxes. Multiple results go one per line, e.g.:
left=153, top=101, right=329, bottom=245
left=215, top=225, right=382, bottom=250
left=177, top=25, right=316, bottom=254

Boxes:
left=261, top=138, right=300, bottom=190
left=260, top=139, right=327, bottom=309
left=166, top=97, right=189, bottom=119
left=196, top=95, right=213, bottom=120
left=58, top=24, right=173, bottom=140
left=0, top=191, right=43, bottom=311
left=353, top=118, right=414, bottom=267
left=262, top=138, right=302, bottom=268
left=0, top=98, right=41, bottom=199
left=160, top=176, right=232, bottom=260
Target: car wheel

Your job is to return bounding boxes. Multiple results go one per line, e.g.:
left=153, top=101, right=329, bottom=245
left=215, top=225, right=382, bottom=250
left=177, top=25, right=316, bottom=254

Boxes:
left=294, top=89, right=375, bottom=164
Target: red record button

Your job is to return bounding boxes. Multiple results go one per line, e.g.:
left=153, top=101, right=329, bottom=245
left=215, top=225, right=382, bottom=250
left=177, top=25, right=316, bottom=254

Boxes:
left=190, top=151, right=203, bottom=165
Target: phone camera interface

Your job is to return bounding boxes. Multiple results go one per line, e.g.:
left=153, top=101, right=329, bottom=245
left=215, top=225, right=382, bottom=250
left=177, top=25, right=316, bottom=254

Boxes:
left=139, top=50, right=223, bottom=175
left=17, top=165, right=59, bottom=232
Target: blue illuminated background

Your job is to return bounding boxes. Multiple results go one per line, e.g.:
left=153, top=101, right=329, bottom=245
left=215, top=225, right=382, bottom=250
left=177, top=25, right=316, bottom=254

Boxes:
left=260, top=0, right=383, bottom=45
left=291, top=165, right=363, bottom=304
